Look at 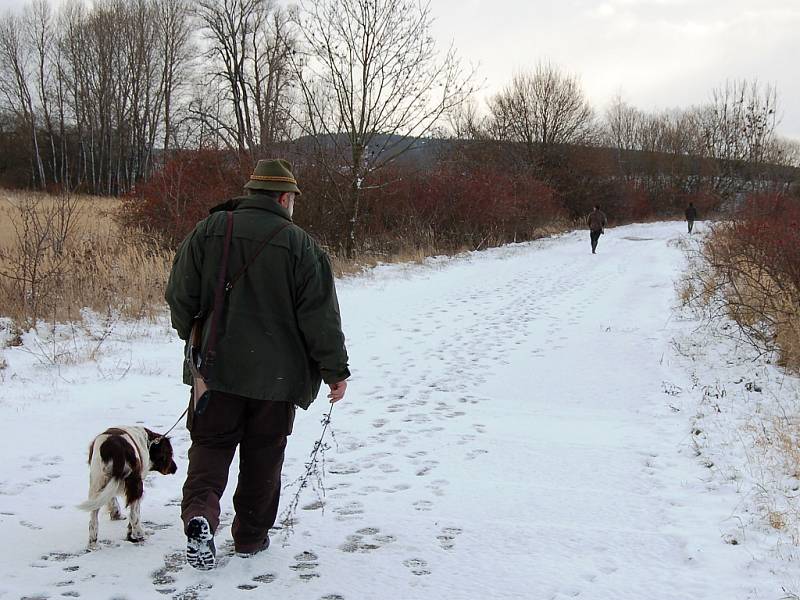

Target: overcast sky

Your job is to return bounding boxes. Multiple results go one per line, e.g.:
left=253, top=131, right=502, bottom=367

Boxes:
left=429, top=0, right=800, bottom=140
left=1, top=0, right=798, bottom=140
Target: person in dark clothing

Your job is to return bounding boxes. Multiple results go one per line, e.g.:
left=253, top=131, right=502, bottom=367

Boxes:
left=165, top=159, right=350, bottom=570
left=588, top=205, right=607, bottom=254
left=685, top=202, right=698, bottom=233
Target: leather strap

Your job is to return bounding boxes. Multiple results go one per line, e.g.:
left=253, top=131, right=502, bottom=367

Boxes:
left=226, top=221, right=291, bottom=292
left=201, top=211, right=235, bottom=378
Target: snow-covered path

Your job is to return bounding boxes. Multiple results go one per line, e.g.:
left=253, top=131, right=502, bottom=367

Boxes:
left=0, top=223, right=783, bottom=599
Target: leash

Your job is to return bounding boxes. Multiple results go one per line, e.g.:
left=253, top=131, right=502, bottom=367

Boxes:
left=150, top=407, right=189, bottom=447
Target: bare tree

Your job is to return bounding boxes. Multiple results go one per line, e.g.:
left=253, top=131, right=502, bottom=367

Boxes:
left=487, top=61, right=596, bottom=168
left=155, top=0, right=192, bottom=154
left=768, top=136, right=800, bottom=169
left=447, top=97, right=485, bottom=140
left=292, top=0, right=473, bottom=256
left=0, top=11, right=46, bottom=187
left=604, top=94, right=642, bottom=152
left=697, top=79, right=780, bottom=196
left=191, top=0, right=295, bottom=155
left=25, top=0, right=61, bottom=186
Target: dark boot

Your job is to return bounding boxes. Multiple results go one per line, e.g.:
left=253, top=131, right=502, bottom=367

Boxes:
left=186, top=516, right=216, bottom=570
left=235, top=534, right=270, bottom=557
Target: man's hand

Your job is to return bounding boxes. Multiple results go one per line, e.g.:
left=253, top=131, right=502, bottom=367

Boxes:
left=328, top=380, right=347, bottom=403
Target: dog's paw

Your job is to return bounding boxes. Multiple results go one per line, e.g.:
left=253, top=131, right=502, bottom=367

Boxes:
left=127, top=525, right=146, bottom=543
left=87, top=541, right=98, bottom=551
left=108, top=498, right=125, bottom=520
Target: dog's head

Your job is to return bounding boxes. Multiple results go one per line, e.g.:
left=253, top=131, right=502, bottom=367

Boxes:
left=145, top=430, right=178, bottom=475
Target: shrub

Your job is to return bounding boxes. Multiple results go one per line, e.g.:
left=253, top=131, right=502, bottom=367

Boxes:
left=119, top=147, right=570, bottom=261
left=359, top=163, right=566, bottom=254
left=121, top=150, right=250, bottom=247
left=685, top=192, right=800, bottom=370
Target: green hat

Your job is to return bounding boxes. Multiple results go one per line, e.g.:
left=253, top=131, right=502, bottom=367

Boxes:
left=244, top=159, right=302, bottom=195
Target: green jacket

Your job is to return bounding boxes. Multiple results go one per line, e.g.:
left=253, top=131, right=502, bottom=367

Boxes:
left=165, top=195, right=350, bottom=409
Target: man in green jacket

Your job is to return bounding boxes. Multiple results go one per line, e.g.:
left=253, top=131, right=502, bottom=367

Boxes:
left=166, top=159, right=350, bottom=570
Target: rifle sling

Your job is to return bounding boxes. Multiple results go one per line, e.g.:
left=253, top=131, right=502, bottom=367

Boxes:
left=225, top=221, right=291, bottom=291
left=201, top=211, right=235, bottom=377
left=193, top=217, right=291, bottom=381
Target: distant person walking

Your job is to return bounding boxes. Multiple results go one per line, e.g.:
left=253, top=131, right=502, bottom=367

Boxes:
left=588, top=205, right=607, bottom=254
left=685, top=202, right=698, bottom=233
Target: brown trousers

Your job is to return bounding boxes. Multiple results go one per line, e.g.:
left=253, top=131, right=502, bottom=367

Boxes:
left=181, top=390, right=295, bottom=551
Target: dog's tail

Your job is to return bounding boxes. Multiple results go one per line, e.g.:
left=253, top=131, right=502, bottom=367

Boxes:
left=77, top=436, right=139, bottom=512
left=98, top=435, right=135, bottom=480
left=77, top=478, right=125, bottom=512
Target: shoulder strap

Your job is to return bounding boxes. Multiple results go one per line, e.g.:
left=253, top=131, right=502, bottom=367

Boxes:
left=225, top=221, right=291, bottom=292
left=201, top=211, right=235, bottom=378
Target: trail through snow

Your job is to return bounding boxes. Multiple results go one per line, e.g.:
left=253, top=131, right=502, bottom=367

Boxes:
left=0, top=222, right=792, bottom=599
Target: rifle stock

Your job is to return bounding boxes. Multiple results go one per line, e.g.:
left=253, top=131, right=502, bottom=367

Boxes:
left=187, top=317, right=210, bottom=415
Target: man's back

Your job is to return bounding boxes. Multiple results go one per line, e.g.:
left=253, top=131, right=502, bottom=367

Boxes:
left=589, top=210, right=607, bottom=232
left=166, top=195, right=349, bottom=408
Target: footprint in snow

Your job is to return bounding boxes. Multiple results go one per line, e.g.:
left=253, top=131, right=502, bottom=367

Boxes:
left=384, top=483, right=410, bottom=494
left=328, top=463, right=360, bottom=475
left=333, top=501, right=364, bottom=521
left=403, top=558, right=431, bottom=576
left=465, top=449, right=489, bottom=461
left=413, top=500, right=433, bottom=512
left=426, top=479, right=448, bottom=497
left=291, top=551, right=321, bottom=581
left=437, top=527, right=463, bottom=550
left=151, top=550, right=184, bottom=590
left=339, top=527, right=395, bottom=553
left=172, top=580, right=213, bottom=599
left=415, top=460, right=438, bottom=477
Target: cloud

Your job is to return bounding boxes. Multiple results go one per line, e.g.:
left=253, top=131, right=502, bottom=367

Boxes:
left=429, top=0, right=800, bottom=139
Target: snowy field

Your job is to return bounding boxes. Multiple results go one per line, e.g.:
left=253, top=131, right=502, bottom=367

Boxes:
left=1, top=222, right=798, bottom=600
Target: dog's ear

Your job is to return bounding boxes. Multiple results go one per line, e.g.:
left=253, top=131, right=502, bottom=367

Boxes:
left=144, top=428, right=160, bottom=442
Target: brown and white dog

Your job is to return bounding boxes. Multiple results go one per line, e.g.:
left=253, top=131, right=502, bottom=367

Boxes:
left=78, top=426, right=177, bottom=549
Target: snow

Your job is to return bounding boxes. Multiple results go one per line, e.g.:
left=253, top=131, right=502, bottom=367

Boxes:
left=0, top=222, right=797, bottom=599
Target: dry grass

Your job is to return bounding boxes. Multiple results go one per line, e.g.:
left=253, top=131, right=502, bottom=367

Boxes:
left=329, top=243, right=469, bottom=278
left=1, top=190, right=573, bottom=327
left=684, top=222, right=800, bottom=549
left=329, top=222, right=571, bottom=278
left=682, top=225, right=800, bottom=372
left=0, top=190, right=172, bottom=327
left=0, top=192, right=119, bottom=239
left=329, top=245, right=436, bottom=278
left=748, top=413, right=800, bottom=542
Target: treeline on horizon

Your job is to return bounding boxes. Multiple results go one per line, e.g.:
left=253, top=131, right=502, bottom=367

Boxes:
left=1, top=0, right=799, bottom=256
